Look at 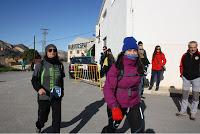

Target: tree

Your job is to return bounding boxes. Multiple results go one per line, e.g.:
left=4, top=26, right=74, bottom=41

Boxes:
left=21, top=49, right=40, bottom=63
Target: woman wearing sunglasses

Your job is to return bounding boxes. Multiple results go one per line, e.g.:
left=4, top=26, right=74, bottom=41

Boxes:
left=31, top=44, right=65, bottom=133
left=149, top=45, right=166, bottom=91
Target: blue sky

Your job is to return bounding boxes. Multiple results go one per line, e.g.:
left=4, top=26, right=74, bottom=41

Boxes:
left=0, top=0, right=102, bottom=52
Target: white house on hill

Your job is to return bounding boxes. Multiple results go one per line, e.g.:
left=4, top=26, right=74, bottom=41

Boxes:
left=95, top=0, right=200, bottom=88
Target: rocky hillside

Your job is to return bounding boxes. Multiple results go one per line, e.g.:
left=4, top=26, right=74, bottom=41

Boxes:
left=0, top=40, right=29, bottom=57
left=58, top=50, right=67, bottom=61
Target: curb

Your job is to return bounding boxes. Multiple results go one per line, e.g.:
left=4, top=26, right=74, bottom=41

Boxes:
left=143, top=87, right=182, bottom=96
left=77, top=79, right=192, bottom=97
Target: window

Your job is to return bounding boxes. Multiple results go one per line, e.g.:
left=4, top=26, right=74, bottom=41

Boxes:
left=103, top=9, right=107, bottom=19
left=70, top=57, right=94, bottom=64
left=70, top=51, right=72, bottom=54
left=111, top=0, right=116, bottom=5
left=98, top=29, right=101, bottom=43
left=103, top=37, right=107, bottom=46
left=77, top=50, right=80, bottom=54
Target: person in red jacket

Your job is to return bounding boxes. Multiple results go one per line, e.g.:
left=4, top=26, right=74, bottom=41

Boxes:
left=149, top=45, right=166, bottom=91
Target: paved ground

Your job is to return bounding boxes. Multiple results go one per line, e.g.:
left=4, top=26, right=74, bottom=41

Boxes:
left=0, top=63, right=200, bottom=133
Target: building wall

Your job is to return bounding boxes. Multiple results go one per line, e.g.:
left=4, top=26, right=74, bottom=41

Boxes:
left=13, top=46, right=24, bottom=53
left=132, top=0, right=200, bottom=44
left=96, top=0, right=200, bottom=88
left=132, top=0, right=200, bottom=88
left=95, top=0, right=127, bottom=61
left=0, top=57, right=17, bottom=66
left=67, top=48, right=86, bottom=62
left=143, top=43, right=187, bottom=89
left=67, top=42, right=94, bottom=62
left=0, top=57, right=6, bottom=65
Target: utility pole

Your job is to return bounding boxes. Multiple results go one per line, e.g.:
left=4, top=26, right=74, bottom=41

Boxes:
left=33, top=35, right=36, bottom=62
left=41, top=28, right=49, bottom=55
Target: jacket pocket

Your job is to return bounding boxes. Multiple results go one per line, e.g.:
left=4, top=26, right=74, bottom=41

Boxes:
left=116, top=89, right=138, bottom=105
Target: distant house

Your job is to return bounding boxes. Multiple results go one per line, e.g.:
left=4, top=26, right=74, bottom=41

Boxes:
left=0, top=40, right=29, bottom=66
left=13, top=44, right=29, bottom=53
left=67, top=37, right=95, bottom=62
left=95, top=0, right=200, bottom=88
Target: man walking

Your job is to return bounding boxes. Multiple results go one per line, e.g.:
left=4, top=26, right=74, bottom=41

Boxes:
left=138, top=41, right=150, bottom=96
left=176, top=41, right=200, bottom=120
left=100, top=46, right=108, bottom=77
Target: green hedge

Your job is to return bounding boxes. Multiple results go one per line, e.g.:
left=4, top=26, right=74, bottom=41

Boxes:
left=0, top=66, right=21, bottom=72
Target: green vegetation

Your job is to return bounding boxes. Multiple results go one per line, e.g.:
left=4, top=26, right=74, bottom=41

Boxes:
left=21, top=49, right=41, bottom=63
left=21, top=49, right=35, bottom=62
left=0, top=66, right=21, bottom=72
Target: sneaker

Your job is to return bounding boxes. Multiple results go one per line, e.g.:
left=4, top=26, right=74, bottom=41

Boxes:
left=148, top=86, right=152, bottom=90
left=176, top=111, right=187, bottom=117
left=155, top=86, right=159, bottom=91
left=36, top=127, right=41, bottom=133
left=190, top=113, right=196, bottom=120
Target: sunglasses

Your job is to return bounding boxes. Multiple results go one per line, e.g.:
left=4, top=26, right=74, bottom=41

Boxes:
left=48, top=49, right=57, bottom=53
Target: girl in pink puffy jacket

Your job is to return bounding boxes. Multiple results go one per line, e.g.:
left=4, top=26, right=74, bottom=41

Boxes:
left=102, top=37, right=145, bottom=133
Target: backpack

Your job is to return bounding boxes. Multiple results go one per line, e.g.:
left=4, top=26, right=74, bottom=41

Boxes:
left=117, top=68, right=143, bottom=80
left=114, top=68, right=142, bottom=96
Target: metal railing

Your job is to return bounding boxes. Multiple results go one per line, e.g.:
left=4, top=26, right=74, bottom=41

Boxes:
left=73, top=64, right=102, bottom=90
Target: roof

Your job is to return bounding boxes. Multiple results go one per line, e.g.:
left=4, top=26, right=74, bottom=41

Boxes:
left=69, top=37, right=95, bottom=45
left=14, top=44, right=29, bottom=50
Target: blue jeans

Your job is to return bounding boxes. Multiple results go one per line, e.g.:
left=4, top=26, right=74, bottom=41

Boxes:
left=150, top=70, right=162, bottom=87
left=139, top=76, right=144, bottom=96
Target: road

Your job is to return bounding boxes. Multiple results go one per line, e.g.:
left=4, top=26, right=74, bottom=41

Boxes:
left=0, top=63, right=200, bottom=133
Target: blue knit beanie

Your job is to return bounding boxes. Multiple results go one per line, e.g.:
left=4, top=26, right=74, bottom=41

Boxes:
left=122, top=37, right=138, bottom=52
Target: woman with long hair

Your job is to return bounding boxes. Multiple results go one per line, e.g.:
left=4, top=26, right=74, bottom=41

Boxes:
left=149, top=45, right=166, bottom=91
left=31, top=44, right=65, bottom=133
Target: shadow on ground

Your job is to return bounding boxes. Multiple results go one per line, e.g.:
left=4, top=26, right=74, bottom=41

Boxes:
left=115, top=99, right=155, bottom=133
left=170, top=88, right=200, bottom=115
left=42, top=98, right=105, bottom=133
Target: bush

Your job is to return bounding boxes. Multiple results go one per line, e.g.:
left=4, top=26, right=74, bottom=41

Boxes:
left=0, top=66, right=21, bottom=72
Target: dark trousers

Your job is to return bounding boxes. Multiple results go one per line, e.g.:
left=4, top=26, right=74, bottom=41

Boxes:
left=150, top=70, right=162, bottom=87
left=100, top=66, right=110, bottom=78
left=36, top=99, right=61, bottom=133
left=102, top=104, right=144, bottom=133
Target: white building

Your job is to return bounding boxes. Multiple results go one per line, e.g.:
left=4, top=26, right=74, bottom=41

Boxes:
left=67, top=37, right=95, bottom=62
left=95, top=0, right=200, bottom=88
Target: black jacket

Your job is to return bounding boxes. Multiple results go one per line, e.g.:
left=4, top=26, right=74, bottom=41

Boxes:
left=31, top=60, right=65, bottom=100
left=180, top=50, right=200, bottom=80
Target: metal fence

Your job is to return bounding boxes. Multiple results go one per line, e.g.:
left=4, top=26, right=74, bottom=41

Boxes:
left=73, top=64, right=102, bottom=90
